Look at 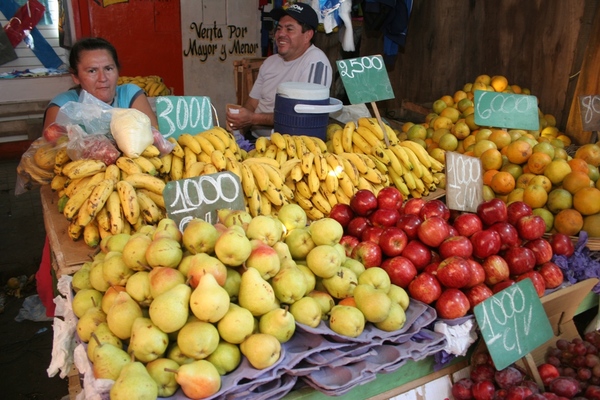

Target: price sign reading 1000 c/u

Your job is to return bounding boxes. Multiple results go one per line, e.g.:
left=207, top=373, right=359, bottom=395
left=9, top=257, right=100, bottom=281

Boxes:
left=445, top=152, right=483, bottom=213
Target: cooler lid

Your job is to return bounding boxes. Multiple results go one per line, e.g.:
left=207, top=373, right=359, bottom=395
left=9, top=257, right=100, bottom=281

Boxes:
left=276, top=82, right=329, bottom=101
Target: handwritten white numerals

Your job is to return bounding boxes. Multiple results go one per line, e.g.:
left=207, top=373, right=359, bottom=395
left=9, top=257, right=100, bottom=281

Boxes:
left=580, top=95, right=600, bottom=125
left=446, top=153, right=482, bottom=211
left=476, top=92, right=537, bottom=120
left=338, top=55, right=384, bottom=79
left=156, top=97, right=212, bottom=137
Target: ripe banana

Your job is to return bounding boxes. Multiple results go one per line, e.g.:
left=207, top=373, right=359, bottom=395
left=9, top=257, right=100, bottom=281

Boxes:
left=77, top=198, right=95, bottom=227
left=86, top=179, right=115, bottom=218
left=211, top=150, right=227, bottom=171
left=83, top=221, right=100, bottom=248
left=400, top=140, right=432, bottom=169
left=116, top=180, right=140, bottom=225
left=338, top=152, right=368, bottom=174
left=50, top=174, right=69, bottom=192
left=116, top=157, right=144, bottom=175
left=61, top=159, right=106, bottom=180
left=262, top=163, right=284, bottom=189
left=255, top=136, right=269, bottom=154
left=141, top=144, right=161, bottom=158
left=357, top=117, right=385, bottom=140
left=341, top=122, right=355, bottom=153
left=283, top=135, right=297, bottom=158
left=178, top=133, right=202, bottom=154
left=264, top=181, right=285, bottom=207
left=225, top=156, right=243, bottom=181
left=290, top=163, right=304, bottom=183
left=301, top=152, right=315, bottom=175
left=106, top=190, right=124, bottom=235
left=248, top=162, right=269, bottom=192
left=203, top=131, right=227, bottom=153
left=311, top=190, right=332, bottom=214
left=270, top=132, right=287, bottom=150
left=248, top=189, right=262, bottom=217
left=331, top=128, right=345, bottom=155
left=95, top=206, right=111, bottom=232
left=401, top=145, right=424, bottom=178
left=104, top=164, right=121, bottom=184
left=170, top=155, right=184, bottom=180
left=63, top=179, right=100, bottom=221
left=159, top=153, right=173, bottom=175
left=137, top=188, right=166, bottom=209
left=240, top=163, right=257, bottom=197
left=168, top=138, right=185, bottom=158
left=68, top=220, right=83, bottom=241
left=124, top=173, right=166, bottom=195
left=137, top=190, right=161, bottom=224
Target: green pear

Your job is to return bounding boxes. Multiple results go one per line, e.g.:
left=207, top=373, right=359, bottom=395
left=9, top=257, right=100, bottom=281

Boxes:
left=148, top=266, right=185, bottom=299
left=102, top=233, right=131, bottom=254
left=358, top=266, right=391, bottom=293
left=190, top=273, right=230, bottom=323
left=72, top=262, right=92, bottom=292
left=289, top=296, right=322, bottom=328
left=128, top=317, right=169, bottom=363
left=223, top=209, right=253, bottom=231
left=136, top=224, right=156, bottom=238
left=121, top=234, right=152, bottom=271
left=146, top=358, right=180, bottom=397
left=271, top=262, right=307, bottom=304
left=214, top=227, right=252, bottom=267
left=308, top=217, right=343, bottom=246
left=152, top=218, right=182, bottom=242
left=187, top=253, right=228, bottom=288
left=307, top=290, right=335, bottom=319
left=182, top=218, right=219, bottom=254
left=306, top=244, right=342, bottom=278
left=343, top=258, right=366, bottom=277
left=149, top=283, right=191, bottom=333
left=240, top=333, right=281, bottom=370
left=171, top=360, right=221, bottom=399
left=329, top=305, right=365, bottom=338
left=101, top=286, right=126, bottom=314
left=125, top=271, right=152, bottom=307
left=353, top=283, right=392, bottom=323
left=107, top=291, right=143, bottom=340
left=272, top=241, right=293, bottom=264
left=72, top=288, right=103, bottom=318
left=374, top=301, right=407, bottom=332
left=177, top=254, right=195, bottom=278
left=388, top=284, right=410, bottom=310
left=90, top=332, right=131, bottom=380
left=258, top=307, right=296, bottom=343
left=177, top=321, right=220, bottom=360
left=87, top=322, right=122, bottom=361
left=321, top=266, right=358, bottom=299
left=276, top=203, right=307, bottom=231
left=166, top=342, right=195, bottom=365
left=246, top=215, right=284, bottom=247
left=102, top=252, right=135, bottom=286
left=333, top=243, right=347, bottom=264
left=109, top=360, right=158, bottom=400
left=237, top=267, right=279, bottom=317
left=285, top=227, right=315, bottom=260
left=145, top=237, right=182, bottom=269
left=297, top=263, right=316, bottom=293
left=206, top=340, right=242, bottom=375
left=89, top=260, right=110, bottom=292
left=246, top=239, right=281, bottom=279
left=217, top=303, right=255, bottom=344
left=76, top=306, right=106, bottom=342
left=223, top=268, right=241, bottom=301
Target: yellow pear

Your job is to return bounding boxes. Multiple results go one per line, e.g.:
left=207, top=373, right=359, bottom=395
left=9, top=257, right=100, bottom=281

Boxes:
left=189, top=273, right=230, bottom=323
left=240, top=333, right=281, bottom=369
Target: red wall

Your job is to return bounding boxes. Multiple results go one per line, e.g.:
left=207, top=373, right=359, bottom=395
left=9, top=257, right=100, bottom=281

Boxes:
left=73, top=0, right=184, bottom=95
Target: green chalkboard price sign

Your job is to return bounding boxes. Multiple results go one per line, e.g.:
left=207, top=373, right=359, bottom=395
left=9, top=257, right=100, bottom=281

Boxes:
left=336, top=55, right=395, bottom=105
left=163, top=171, right=245, bottom=232
left=156, top=96, right=213, bottom=139
left=445, top=152, right=483, bottom=213
left=474, top=90, right=540, bottom=131
left=474, top=279, right=553, bottom=371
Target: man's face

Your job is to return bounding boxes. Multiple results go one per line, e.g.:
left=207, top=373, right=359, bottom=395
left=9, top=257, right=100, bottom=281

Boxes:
left=274, top=15, right=313, bottom=62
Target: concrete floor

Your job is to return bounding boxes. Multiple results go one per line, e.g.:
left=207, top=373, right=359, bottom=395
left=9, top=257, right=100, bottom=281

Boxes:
left=0, top=157, right=69, bottom=399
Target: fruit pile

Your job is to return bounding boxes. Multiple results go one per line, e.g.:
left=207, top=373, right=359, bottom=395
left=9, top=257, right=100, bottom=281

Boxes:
left=72, top=204, right=416, bottom=398
left=401, top=74, right=600, bottom=238
left=117, top=75, right=171, bottom=97
left=328, top=188, right=575, bottom=320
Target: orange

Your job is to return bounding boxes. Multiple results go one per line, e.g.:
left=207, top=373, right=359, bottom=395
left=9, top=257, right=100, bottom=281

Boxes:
left=429, top=147, right=445, bottom=164
left=516, top=173, right=537, bottom=189
left=463, top=82, right=473, bottom=92
left=490, top=171, right=516, bottom=195
left=541, top=126, right=559, bottom=139
left=557, top=134, right=572, bottom=147
left=433, top=116, right=454, bottom=131
left=522, top=184, right=548, bottom=209
left=480, top=148, right=504, bottom=171
left=553, top=147, right=569, bottom=161
left=546, top=189, right=573, bottom=214
left=451, top=120, right=471, bottom=140
left=475, top=74, right=491, bottom=85
left=551, top=138, right=566, bottom=149
left=482, top=185, right=496, bottom=201
left=508, top=129, right=525, bottom=142
left=529, top=175, right=553, bottom=193
left=432, top=128, right=451, bottom=144
left=533, top=142, right=556, bottom=160
left=457, top=98, right=473, bottom=113
left=488, top=129, right=512, bottom=150
left=573, top=187, right=600, bottom=215
left=562, top=171, right=592, bottom=195
left=464, top=113, right=479, bottom=131
left=567, top=158, right=589, bottom=174
left=440, top=95, right=454, bottom=107
left=588, top=164, right=600, bottom=182
left=475, top=129, right=493, bottom=142
left=440, top=107, right=461, bottom=123
left=506, top=140, right=533, bottom=165
left=507, top=188, right=525, bottom=204
left=402, top=122, right=415, bottom=133
left=462, top=134, right=477, bottom=150
left=526, top=152, right=552, bottom=175
left=474, top=140, right=497, bottom=158
left=511, top=84, right=523, bottom=94
left=544, top=159, right=572, bottom=185
left=582, top=214, right=600, bottom=237
left=432, top=100, right=447, bottom=115
left=483, top=169, right=499, bottom=186
left=453, top=90, right=468, bottom=104
left=490, top=75, right=509, bottom=92
left=500, top=162, right=523, bottom=181
left=553, top=209, right=584, bottom=236
left=575, top=144, right=600, bottom=167
left=407, top=124, right=428, bottom=141
left=439, top=133, right=459, bottom=151
left=533, top=208, right=554, bottom=233
left=544, top=114, right=557, bottom=127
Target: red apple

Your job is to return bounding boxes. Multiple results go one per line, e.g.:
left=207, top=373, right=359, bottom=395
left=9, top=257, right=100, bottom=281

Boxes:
left=329, top=203, right=355, bottom=229
left=401, top=239, right=432, bottom=271
left=417, top=216, right=450, bottom=248
left=482, top=255, right=510, bottom=286
left=492, top=279, right=515, bottom=294
left=538, top=261, right=564, bottom=289
left=408, top=272, right=442, bottom=304
left=465, top=283, right=494, bottom=310
left=506, top=201, right=533, bottom=226
left=377, top=186, right=404, bottom=212
left=465, top=259, right=486, bottom=288
left=424, top=261, right=440, bottom=274
left=470, top=229, right=502, bottom=259
left=381, top=256, right=417, bottom=288
left=515, top=272, right=546, bottom=297
left=472, top=379, right=496, bottom=400
left=438, top=235, right=474, bottom=259
left=435, top=288, right=470, bottom=319
left=361, top=225, right=384, bottom=244
left=403, top=198, right=426, bottom=216
left=419, top=199, right=451, bottom=221
left=489, top=222, right=521, bottom=250
left=523, top=238, right=553, bottom=265
left=396, top=213, right=422, bottom=240
left=379, top=226, right=408, bottom=257
left=435, top=256, right=472, bottom=288
left=346, top=216, right=370, bottom=239
left=42, top=122, right=68, bottom=142
left=350, top=241, right=382, bottom=269
left=549, top=233, right=575, bottom=257
left=350, top=189, right=378, bottom=216
left=503, top=246, right=536, bottom=276
left=369, top=208, right=401, bottom=228
left=447, top=225, right=458, bottom=237
left=339, top=235, right=360, bottom=257
left=477, top=198, right=508, bottom=226
left=453, top=212, right=484, bottom=238
left=515, top=215, right=546, bottom=241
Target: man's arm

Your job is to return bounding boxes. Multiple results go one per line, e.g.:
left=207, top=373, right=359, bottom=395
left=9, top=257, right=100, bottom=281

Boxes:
left=226, top=97, right=274, bottom=130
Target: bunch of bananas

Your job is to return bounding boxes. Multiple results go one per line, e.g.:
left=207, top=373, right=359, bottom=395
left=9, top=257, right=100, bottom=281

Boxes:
left=328, top=118, right=445, bottom=198
left=16, top=138, right=67, bottom=187
left=117, top=75, right=170, bottom=97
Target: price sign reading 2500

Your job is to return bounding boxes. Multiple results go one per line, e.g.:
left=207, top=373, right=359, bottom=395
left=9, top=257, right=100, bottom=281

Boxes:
left=338, top=55, right=384, bottom=79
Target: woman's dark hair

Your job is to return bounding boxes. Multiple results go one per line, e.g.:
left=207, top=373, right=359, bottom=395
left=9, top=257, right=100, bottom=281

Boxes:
left=69, top=37, right=120, bottom=75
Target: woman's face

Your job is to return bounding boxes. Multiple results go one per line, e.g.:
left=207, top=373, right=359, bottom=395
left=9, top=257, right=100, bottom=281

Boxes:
left=72, top=49, right=119, bottom=104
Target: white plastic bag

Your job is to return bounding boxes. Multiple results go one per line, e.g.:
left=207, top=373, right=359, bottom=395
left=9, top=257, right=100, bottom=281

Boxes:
left=110, top=108, right=154, bottom=158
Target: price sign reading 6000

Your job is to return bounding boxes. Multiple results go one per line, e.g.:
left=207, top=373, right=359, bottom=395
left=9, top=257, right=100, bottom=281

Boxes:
left=474, top=279, right=553, bottom=371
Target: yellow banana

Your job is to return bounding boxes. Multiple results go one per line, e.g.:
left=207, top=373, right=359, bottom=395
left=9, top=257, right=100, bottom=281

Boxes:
left=203, top=163, right=219, bottom=175
left=330, top=128, right=345, bottom=154
left=314, top=153, right=328, bottom=181
left=338, top=152, right=368, bottom=174
left=183, top=161, right=206, bottom=178
left=240, top=163, right=257, bottom=197
left=137, top=188, right=166, bottom=209
left=116, top=180, right=140, bottom=225
left=307, top=168, right=320, bottom=195
left=358, top=117, right=385, bottom=140
left=342, top=121, right=356, bottom=153
left=211, top=149, right=227, bottom=171
left=293, top=190, right=313, bottom=211
left=86, top=179, right=115, bottom=218
left=62, top=159, right=107, bottom=180
left=195, top=134, right=217, bottom=156
left=244, top=157, right=280, bottom=169
left=124, top=173, right=166, bottom=195
left=411, top=170, right=426, bottom=194
left=312, top=190, right=332, bottom=214
left=338, top=171, right=356, bottom=198
left=168, top=137, right=185, bottom=158
left=320, top=185, right=338, bottom=208
left=104, top=164, right=121, bottom=184
left=305, top=206, right=324, bottom=222
left=262, top=163, right=284, bottom=189
left=390, top=144, right=414, bottom=171
left=50, top=174, right=69, bottom=192
left=211, top=127, right=235, bottom=150
left=312, top=137, right=328, bottom=153
left=355, top=125, right=384, bottom=149
left=248, top=162, right=269, bottom=192
left=335, top=187, right=351, bottom=205
left=63, top=179, right=100, bottom=221
left=264, top=144, right=279, bottom=159
left=383, top=148, right=405, bottom=176
left=368, top=155, right=389, bottom=174
left=295, top=180, right=312, bottom=199
left=283, top=135, right=297, bottom=158
left=281, top=182, right=294, bottom=203
left=325, top=170, right=339, bottom=194
left=260, top=189, right=272, bottom=216
left=302, top=136, right=319, bottom=155
left=225, top=156, right=243, bottom=181
left=357, top=176, right=375, bottom=191
left=264, top=181, right=284, bottom=207
left=64, top=176, right=91, bottom=198
left=170, top=155, right=184, bottom=180
left=159, top=153, right=173, bottom=175
left=400, top=145, right=424, bottom=178
left=83, top=221, right=100, bottom=248
left=68, top=220, right=83, bottom=241
left=95, top=206, right=111, bottom=232
left=106, top=190, right=124, bottom=235
left=77, top=198, right=95, bottom=227
left=400, top=140, right=432, bottom=169
left=324, top=153, right=344, bottom=177
left=248, top=188, right=263, bottom=217
left=147, top=156, right=163, bottom=172
left=133, top=156, right=158, bottom=176
left=178, top=133, right=202, bottom=154
left=255, top=136, right=269, bottom=154
left=362, top=167, right=383, bottom=184
left=384, top=123, right=400, bottom=145
left=141, top=144, right=161, bottom=158
left=402, top=168, right=417, bottom=190
left=203, top=131, right=227, bottom=152
left=116, top=156, right=144, bottom=175
left=137, top=190, right=161, bottom=224
left=197, top=151, right=212, bottom=164
left=54, top=147, right=71, bottom=170
left=290, top=163, right=304, bottom=182
left=275, top=148, right=288, bottom=165
left=294, top=135, right=309, bottom=158
left=430, top=157, right=445, bottom=173
left=270, top=132, right=287, bottom=150
left=351, top=130, right=375, bottom=155
left=301, top=152, right=315, bottom=175
left=387, top=167, right=410, bottom=197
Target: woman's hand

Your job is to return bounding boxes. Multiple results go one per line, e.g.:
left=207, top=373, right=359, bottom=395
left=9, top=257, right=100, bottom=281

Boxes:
left=226, top=106, right=254, bottom=132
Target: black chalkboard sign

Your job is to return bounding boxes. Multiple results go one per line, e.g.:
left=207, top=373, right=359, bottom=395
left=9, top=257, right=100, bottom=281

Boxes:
left=163, top=171, right=245, bottom=231
left=474, top=279, right=553, bottom=371
left=445, top=152, right=483, bottom=213
left=579, top=95, right=600, bottom=131
left=474, top=90, right=539, bottom=131
left=336, top=55, right=395, bottom=105
left=156, top=96, right=213, bottom=139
